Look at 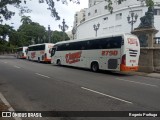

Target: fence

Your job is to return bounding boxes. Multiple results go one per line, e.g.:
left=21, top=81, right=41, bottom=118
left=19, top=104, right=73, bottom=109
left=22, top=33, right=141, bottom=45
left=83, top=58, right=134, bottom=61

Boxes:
left=154, top=37, right=160, bottom=44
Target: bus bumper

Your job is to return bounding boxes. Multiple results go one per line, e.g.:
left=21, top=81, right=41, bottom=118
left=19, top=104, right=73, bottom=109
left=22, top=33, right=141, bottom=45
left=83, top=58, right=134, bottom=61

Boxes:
left=44, top=58, right=51, bottom=62
left=120, top=64, right=139, bottom=71
left=21, top=56, right=26, bottom=59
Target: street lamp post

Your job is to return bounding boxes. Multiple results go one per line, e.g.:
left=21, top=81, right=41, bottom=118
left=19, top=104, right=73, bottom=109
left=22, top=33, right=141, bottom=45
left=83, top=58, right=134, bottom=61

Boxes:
left=48, top=25, right=51, bottom=43
left=93, top=23, right=100, bottom=37
left=127, top=12, right=138, bottom=32
left=59, top=19, right=68, bottom=41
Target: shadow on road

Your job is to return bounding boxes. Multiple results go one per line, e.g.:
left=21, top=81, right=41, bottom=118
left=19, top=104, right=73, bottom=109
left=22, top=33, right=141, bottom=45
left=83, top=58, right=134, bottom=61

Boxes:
left=0, top=54, right=133, bottom=77
left=0, top=56, right=17, bottom=60
left=52, top=65, right=132, bottom=77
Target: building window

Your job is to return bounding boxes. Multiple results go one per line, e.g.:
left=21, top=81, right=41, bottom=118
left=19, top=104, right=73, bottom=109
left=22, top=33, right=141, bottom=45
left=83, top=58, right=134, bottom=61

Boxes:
left=88, top=12, right=91, bottom=16
left=117, top=0, right=122, bottom=4
left=103, top=17, right=108, bottom=23
left=103, top=17, right=108, bottom=21
left=154, top=9, right=160, bottom=15
left=95, top=9, right=97, bottom=13
left=116, top=13, right=122, bottom=20
left=104, top=5, right=107, bottom=10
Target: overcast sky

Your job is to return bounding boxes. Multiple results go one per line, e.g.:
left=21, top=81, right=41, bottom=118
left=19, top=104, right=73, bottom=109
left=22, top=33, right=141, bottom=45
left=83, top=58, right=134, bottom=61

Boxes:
left=5, top=0, right=88, bottom=32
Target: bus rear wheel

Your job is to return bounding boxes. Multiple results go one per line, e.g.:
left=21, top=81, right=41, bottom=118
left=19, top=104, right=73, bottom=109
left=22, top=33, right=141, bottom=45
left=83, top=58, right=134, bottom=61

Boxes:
left=57, top=59, right=61, bottom=66
left=91, top=62, right=99, bottom=72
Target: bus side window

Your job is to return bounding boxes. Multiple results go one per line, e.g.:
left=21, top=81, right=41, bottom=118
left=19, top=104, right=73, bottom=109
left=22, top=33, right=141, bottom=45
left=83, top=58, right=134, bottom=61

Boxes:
left=80, top=41, right=87, bottom=50
left=110, top=37, right=122, bottom=48
left=89, top=40, right=98, bottom=49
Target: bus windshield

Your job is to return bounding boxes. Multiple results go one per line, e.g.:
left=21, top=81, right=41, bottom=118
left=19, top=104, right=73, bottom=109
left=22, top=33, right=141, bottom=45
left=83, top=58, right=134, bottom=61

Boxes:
left=51, top=47, right=57, bottom=57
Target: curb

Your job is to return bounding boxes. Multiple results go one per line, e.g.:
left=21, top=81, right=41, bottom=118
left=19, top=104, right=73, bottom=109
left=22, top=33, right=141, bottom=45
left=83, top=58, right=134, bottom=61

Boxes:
left=0, top=93, right=22, bottom=120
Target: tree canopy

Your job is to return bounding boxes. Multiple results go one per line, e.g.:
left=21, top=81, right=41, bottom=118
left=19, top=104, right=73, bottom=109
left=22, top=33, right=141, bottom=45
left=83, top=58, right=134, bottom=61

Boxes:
left=0, top=0, right=80, bottom=22
left=0, top=15, right=70, bottom=54
left=51, top=30, right=70, bottom=43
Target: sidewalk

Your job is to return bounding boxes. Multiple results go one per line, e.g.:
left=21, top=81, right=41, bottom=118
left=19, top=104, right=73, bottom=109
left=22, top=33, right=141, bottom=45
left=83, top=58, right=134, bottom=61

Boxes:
left=0, top=101, right=8, bottom=111
left=122, top=71, right=160, bottom=79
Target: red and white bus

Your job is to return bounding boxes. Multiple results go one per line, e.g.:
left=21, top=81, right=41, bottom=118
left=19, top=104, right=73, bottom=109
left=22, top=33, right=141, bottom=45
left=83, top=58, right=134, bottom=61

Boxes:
left=16, top=46, right=28, bottom=59
left=51, top=33, right=140, bottom=72
left=27, top=43, right=54, bottom=63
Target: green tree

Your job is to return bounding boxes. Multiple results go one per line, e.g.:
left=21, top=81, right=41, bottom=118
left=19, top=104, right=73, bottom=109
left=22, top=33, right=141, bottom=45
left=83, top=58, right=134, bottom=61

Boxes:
left=51, top=30, right=69, bottom=43
left=146, top=0, right=154, bottom=8
left=0, top=24, right=13, bottom=41
left=21, top=16, right=32, bottom=24
left=17, top=21, right=46, bottom=45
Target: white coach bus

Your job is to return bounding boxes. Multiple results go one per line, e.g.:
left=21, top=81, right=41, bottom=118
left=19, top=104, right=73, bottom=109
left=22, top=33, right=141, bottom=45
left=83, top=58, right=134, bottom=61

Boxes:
left=16, top=46, right=28, bottom=59
left=27, top=43, right=54, bottom=63
left=51, top=33, right=140, bottom=72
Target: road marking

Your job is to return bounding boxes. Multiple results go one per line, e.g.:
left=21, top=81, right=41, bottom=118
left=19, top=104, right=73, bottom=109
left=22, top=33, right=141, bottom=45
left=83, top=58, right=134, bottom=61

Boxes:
left=14, top=65, right=21, bottom=69
left=116, top=78, right=158, bottom=87
left=0, top=92, right=22, bottom=120
left=35, top=73, right=50, bottom=79
left=81, top=87, right=132, bottom=104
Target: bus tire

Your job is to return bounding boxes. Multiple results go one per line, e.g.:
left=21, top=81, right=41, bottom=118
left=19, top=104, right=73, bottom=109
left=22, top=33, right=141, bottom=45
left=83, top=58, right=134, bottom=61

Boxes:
left=57, top=59, right=61, bottom=66
left=38, top=57, right=40, bottom=63
left=91, top=62, right=99, bottom=72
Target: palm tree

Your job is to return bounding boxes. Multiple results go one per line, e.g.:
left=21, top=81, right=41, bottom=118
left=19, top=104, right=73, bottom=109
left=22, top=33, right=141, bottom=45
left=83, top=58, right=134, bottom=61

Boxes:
left=21, top=16, right=32, bottom=25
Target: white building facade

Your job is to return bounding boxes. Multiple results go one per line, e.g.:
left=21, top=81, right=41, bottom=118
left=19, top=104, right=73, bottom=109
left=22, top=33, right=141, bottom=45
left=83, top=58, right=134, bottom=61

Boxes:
left=76, top=0, right=160, bottom=39
left=73, top=9, right=86, bottom=27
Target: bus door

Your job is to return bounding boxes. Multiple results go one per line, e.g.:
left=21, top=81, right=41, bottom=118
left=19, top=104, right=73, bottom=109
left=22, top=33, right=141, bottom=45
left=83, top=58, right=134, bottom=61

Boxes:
left=99, top=56, right=107, bottom=70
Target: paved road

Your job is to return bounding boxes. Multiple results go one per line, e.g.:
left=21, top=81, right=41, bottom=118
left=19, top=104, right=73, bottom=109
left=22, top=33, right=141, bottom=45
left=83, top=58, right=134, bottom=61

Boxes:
left=0, top=55, right=160, bottom=120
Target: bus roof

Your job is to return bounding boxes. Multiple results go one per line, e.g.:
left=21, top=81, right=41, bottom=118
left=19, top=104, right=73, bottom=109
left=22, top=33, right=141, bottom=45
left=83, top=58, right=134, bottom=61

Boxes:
left=55, top=33, right=136, bottom=45
left=28, top=43, right=54, bottom=47
left=15, top=46, right=28, bottom=49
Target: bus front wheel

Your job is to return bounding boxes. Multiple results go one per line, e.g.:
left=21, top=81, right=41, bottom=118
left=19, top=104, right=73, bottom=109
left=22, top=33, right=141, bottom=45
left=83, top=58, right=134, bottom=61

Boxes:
left=91, top=62, right=99, bottom=72
left=38, top=57, right=40, bottom=63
